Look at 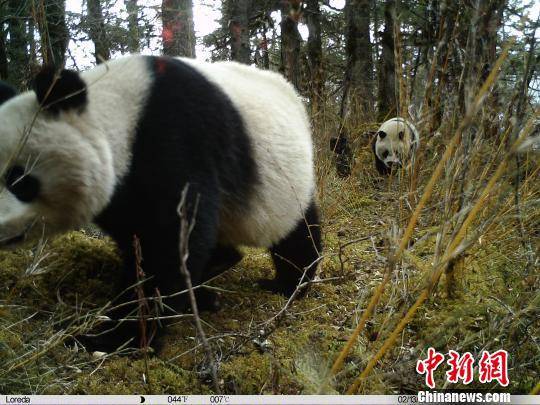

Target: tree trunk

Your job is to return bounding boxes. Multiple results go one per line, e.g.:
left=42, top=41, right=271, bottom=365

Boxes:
left=28, top=20, right=37, bottom=63
left=280, top=1, right=302, bottom=91
left=477, top=0, right=505, bottom=139
left=478, top=0, right=505, bottom=77
left=42, top=0, right=68, bottom=66
left=0, top=21, right=8, bottom=80
left=343, top=0, right=374, bottom=124
left=7, top=0, right=29, bottom=87
left=421, top=0, right=458, bottom=132
left=261, top=33, right=270, bottom=69
left=377, top=0, right=397, bottom=120
left=228, top=0, right=251, bottom=64
left=87, top=0, right=110, bottom=63
left=126, top=0, right=140, bottom=53
left=162, top=0, right=196, bottom=58
left=305, top=0, right=323, bottom=115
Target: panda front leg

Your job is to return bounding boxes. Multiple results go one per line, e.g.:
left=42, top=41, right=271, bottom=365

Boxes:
left=137, top=195, right=222, bottom=342
left=80, top=193, right=221, bottom=352
left=73, top=243, right=147, bottom=353
left=74, top=234, right=178, bottom=353
left=204, top=245, right=243, bottom=280
left=194, top=245, right=243, bottom=312
left=260, top=199, right=322, bottom=297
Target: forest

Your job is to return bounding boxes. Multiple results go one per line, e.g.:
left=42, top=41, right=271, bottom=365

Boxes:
left=0, top=0, right=539, bottom=396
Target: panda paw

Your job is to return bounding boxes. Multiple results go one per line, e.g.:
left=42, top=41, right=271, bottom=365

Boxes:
left=71, top=318, right=161, bottom=355
left=258, top=278, right=306, bottom=298
left=194, top=288, right=221, bottom=312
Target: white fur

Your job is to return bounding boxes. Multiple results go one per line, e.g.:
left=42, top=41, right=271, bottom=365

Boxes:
left=375, top=117, right=419, bottom=167
left=182, top=59, right=315, bottom=247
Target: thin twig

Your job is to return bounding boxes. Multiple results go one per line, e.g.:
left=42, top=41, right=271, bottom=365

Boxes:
left=176, top=184, right=220, bottom=393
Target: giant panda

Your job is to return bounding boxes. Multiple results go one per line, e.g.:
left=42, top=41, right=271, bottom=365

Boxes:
left=0, top=55, right=322, bottom=351
left=372, top=117, right=420, bottom=175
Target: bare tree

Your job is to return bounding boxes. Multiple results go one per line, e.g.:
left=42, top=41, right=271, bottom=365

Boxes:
left=162, top=0, right=196, bottom=58
left=228, top=0, right=252, bottom=64
left=35, top=0, right=68, bottom=67
left=477, top=0, right=506, bottom=139
left=377, top=0, right=397, bottom=120
left=0, top=21, right=8, bottom=80
left=341, top=0, right=374, bottom=125
left=87, top=0, right=111, bottom=63
left=306, top=0, right=323, bottom=114
left=280, top=0, right=303, bottom=91
left=126, top=0, right=140, bottom=53
left=6, top=0, right=29, bottom=86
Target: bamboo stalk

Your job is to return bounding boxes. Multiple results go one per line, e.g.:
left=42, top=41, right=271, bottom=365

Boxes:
left=531, top=380, right=540, bottom=395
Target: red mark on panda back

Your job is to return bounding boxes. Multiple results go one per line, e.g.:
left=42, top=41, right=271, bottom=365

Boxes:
left=155, top=58, right=168, bottom=75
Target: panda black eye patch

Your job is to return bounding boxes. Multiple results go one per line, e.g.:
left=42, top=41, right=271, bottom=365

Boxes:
left=4, top=165, right=41, bottom=203
left=382, top=150, right=389, bottom=159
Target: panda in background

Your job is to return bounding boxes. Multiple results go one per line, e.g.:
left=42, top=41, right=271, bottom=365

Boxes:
left=372, top=117, right=420, bottom=175
left=0, top=55, right=322, bottom=351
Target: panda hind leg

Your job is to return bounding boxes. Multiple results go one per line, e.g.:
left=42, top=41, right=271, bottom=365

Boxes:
left=259, top=200, right=322, bottom=298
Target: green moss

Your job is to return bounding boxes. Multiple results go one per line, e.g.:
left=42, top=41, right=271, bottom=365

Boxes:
left=71, top=358, right=208, bottom=394
left=0, top=164, right=537, bottom=394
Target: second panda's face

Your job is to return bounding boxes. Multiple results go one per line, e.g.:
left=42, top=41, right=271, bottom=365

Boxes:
left=374, top=119, right=414, bottom=169
left=375, top=131, right=406, bottom=168
left=0, top=69, right=115, bottom=249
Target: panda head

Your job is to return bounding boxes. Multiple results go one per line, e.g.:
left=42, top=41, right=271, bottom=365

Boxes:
left=373, top=118, right=418, bottom=174
left=0, top=67, right=114, bottom=248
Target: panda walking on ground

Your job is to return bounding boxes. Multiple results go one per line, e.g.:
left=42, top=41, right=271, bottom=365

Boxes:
left=0, top=55, right=322, bottom=351
left=372, top=117, right=420, bottom=175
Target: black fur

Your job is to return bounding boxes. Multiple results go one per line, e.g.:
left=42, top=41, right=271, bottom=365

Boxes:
left=0, top=82, right=17, bottom=105
left=259, top=198, right=322, bottom=297
left=91, top=56, right=258, bottom=351
left=372, top=135, right=391, bottom=175
left=195, top=245, right=244, bottom=312
left=33, top=66, right=87, bottom=113
left=205, top=245, right=244, bottom=280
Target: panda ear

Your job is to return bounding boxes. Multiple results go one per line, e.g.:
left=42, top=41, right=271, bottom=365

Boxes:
left=0, top=82, right=18, bottom=105
left=377, top=131, right=387, bottom=139
left=33, top=66, right=87, bottom=113
left=398, top=131, right=404, bottom=141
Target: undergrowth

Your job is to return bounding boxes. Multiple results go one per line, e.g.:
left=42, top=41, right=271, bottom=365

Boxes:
left=0, top=129, right=537, bottom=394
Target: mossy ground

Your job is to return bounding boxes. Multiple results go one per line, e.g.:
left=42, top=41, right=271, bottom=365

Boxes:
left=0, top=145, right=538, bottom=395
